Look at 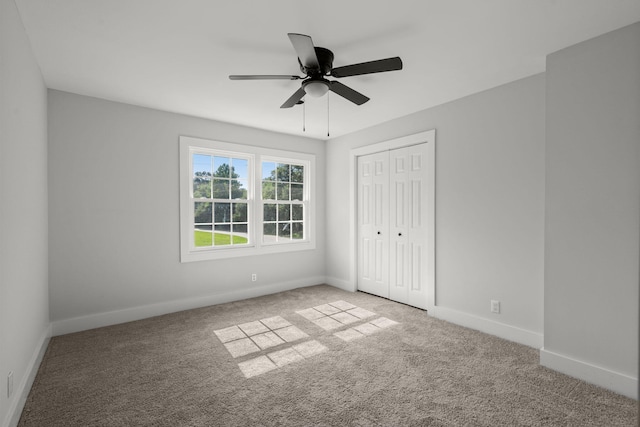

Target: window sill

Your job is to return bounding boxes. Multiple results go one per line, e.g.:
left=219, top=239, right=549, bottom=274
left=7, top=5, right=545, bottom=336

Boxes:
left=180, top=240, right=315, bottom=262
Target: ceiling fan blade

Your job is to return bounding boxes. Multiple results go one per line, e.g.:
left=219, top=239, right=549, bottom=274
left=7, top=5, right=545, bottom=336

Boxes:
left=229, top=75, right=301, bottom=80
left=329, top=81, right=369, bottom=105
left=287, top=33, right=320, bottom=71
left=331, top=57, right=403, bottom=78
left=280, top=87, right=306, bottom=108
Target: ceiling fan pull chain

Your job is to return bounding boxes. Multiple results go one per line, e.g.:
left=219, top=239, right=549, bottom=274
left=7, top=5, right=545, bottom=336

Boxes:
left=327, top=92, right=330, bottom=137
left=303, top=99, right=306, bottom=132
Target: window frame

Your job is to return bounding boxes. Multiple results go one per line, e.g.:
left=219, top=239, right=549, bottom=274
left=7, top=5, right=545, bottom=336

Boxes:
left=259, top=156, right=309, bottom=246
left=179, top=136, right=315, bottom=262
left=191, top=148, right=253, bottom=250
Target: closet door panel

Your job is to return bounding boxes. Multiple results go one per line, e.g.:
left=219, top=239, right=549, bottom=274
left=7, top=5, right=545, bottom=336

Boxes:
left=357, top=151, right=389, bottom=298
left=406, top=145, right=429, bottom=308
left=389, top=147, right=410, bottom=304
left=389, top=144, right=429, bottom=308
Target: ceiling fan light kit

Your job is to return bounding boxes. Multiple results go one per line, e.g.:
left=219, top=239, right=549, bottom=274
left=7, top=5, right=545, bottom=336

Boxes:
left=229, top=33, right=403, bottom=109
left=303, top=80, right=330, bottom=97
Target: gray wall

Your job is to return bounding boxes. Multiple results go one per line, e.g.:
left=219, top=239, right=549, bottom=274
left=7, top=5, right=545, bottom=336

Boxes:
left=326, top=74, right=546, bottom=337
left=0, top=0, right=50, bottom=425
left=48, top=91, right=326, bottom=329
left=544, top=23, right=639, bottom=379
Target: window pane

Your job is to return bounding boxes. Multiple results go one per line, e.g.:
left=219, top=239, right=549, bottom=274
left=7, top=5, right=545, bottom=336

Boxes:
left=277, top=183, right=290, bottom=201
left=233, top=224, right=248, bottom=234
left=291, top=165, right=304, bottom=183
left=193, top=154, right=212, bottom=198
left=277, top=163, right=290, bottom=182
left=292, top=222, right=303, bottom=239
left=291, top=204, right=303, bottom=221
left=290, top=183, right=303, bottom=201
left=214, top=157, right=231, bottom=178
left=212, top=179, right=230, bottom=199
left=232, top=224, right=248, bottom=244
left=264, top=204, right=276, bottom=221
left=193, top=154, right=212, bottom=172
left=194, top=226, right=212, bottom=247
left=194, top=202, right=212, bottom=224
left=262, top=181, right=275, bottom=199
left=213, top=224, right=231, bottom=246
left=214, top=203, right=231, bottom=223
left=262, top=162, right=276, bottom=181
left=278, top=222, right=291, bottom=239
left=232, top=203, right=247, bottom=222
left=232, top=158, right=248, bottom=180
left=231, top=179, right=248, bottom=199
left=263, top=223, right=276, bottom=242
left=193, top=179, right=211, bottom=199
left=278, top=204, right=290, bottom=221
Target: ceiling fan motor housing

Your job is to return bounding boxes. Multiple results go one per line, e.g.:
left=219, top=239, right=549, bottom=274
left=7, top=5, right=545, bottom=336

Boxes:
left=298, top=47, right=334, bottom=76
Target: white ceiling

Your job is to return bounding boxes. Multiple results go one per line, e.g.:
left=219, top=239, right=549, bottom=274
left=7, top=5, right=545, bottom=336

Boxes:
left=15, top=0, right=640, bottom=140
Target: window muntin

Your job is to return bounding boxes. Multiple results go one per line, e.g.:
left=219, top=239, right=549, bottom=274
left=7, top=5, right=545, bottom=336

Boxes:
left=180, top=136, right=315, bottom=262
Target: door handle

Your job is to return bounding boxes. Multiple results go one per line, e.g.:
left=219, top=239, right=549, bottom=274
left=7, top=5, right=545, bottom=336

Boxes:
left=398, top=232, right=402, bottom=236
left=377, top=231, right=381, bottom=235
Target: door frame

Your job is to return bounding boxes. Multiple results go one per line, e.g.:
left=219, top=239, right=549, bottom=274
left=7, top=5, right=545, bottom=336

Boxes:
left=349, top=129, right=436, bottom=310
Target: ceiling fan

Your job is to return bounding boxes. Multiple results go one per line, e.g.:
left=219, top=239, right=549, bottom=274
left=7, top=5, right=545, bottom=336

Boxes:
left=229, top=33, right=403, bottom=108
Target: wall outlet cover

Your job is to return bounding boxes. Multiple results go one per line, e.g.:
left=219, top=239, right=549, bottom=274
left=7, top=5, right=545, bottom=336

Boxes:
left=7, top=371, right=13, bottom=398
left=491, top=300, right=500, bottom=314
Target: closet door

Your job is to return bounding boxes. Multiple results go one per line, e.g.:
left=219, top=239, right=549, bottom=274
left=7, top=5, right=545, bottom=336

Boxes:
left=388, top=144, right=429, bottom=309
left=357, top=151, right=389, bottom=298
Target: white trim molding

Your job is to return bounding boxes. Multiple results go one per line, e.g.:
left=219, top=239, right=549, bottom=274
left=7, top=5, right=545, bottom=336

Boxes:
left=4, top=325, right=51, bottom=427
left=51, top=277, right=325, bottom=336
left=324, top=276, right=355, bottom=292
left=430, top=306, right=544, bottom=349
left=540, top=348, right=638, bottom=400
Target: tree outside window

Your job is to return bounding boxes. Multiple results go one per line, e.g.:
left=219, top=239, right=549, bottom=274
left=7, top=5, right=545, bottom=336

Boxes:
left=262, top=162, right=304, bottom=243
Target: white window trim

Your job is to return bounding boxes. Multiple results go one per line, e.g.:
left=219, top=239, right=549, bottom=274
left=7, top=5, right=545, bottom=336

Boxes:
left=179, top=136, right=316, bottom=262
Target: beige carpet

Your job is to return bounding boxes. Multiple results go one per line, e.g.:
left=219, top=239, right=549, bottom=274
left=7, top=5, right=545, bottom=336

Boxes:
left=19, top=285, right=637, bottom=426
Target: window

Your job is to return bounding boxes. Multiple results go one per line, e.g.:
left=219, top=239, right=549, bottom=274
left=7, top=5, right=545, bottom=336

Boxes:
left=180, top=136, right=315, bottom=262
left=261, top=161, right=305, bottom=243
left=192, top=153, right=250, bottom=248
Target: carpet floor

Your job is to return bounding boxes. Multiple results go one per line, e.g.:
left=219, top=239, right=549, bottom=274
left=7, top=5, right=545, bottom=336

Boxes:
left=19, top=285, right=637, bottom=426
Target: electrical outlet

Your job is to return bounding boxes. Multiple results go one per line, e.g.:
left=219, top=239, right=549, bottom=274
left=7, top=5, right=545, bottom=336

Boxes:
left=251, top=273, right=257, bottom=282
left=491, top=300, right=500, bottom=314
left=7, top=371, right=13, bottom=398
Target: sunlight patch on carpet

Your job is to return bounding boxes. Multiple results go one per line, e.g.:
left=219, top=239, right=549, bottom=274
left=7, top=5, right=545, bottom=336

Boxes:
left=215, top=316, right=307, bottom=359
left=214, top=302, right=398, bottom=378
left=296, top=300, right=376, bottom=331
left=238, top=339, right=328, bottom=378
left=238, top=355, right=277, bottom=378
left=333, top=317, right=399, bottom=342
left=333, top=328, right=365, bottom=342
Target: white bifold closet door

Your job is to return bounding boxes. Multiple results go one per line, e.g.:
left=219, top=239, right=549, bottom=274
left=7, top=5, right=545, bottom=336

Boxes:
left=357, top=143, right=429, bottom=309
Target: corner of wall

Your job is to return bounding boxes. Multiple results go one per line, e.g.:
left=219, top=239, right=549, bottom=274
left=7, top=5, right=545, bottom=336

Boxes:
left=430, top=306, right=544, bottom=349
left=3, top=325, right=51, bottom=427
left=540, top=348, right=638, bottom=400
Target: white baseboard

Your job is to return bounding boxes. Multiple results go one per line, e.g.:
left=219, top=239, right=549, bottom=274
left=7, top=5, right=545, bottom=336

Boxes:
left=51, top=277, right=325, bottom=336
left=428, top=306, right=544, bottom=349
left=3, top=324, right=51, bottom=427
left=324, top=276, right=356, bottom=292
left=540, top=348, right=638, bottom=400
